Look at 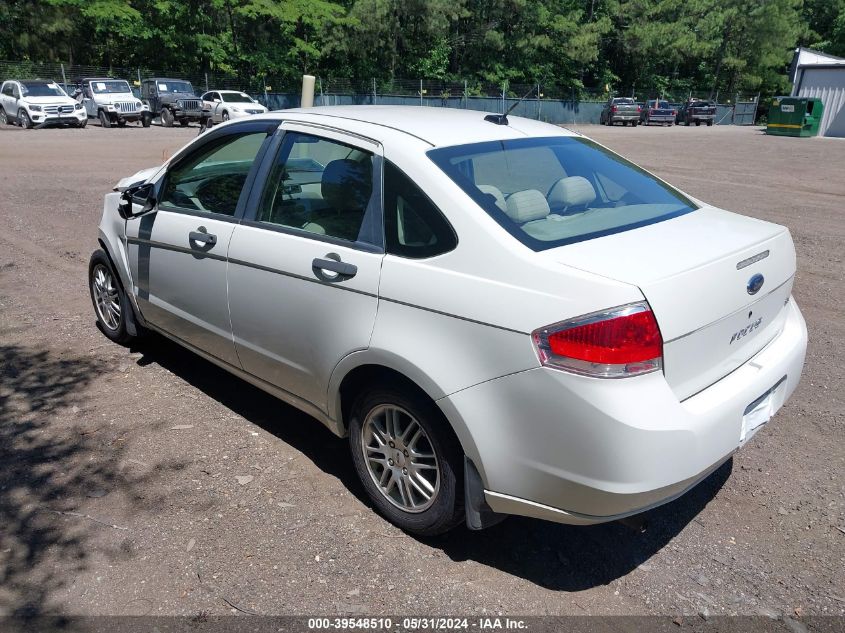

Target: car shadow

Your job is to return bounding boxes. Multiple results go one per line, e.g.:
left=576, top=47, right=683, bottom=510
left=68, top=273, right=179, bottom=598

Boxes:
left=131, top=332, right=732, bottom=591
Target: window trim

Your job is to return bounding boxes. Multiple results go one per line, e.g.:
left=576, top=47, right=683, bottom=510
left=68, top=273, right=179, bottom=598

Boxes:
left=240, top=124, right=386, bottom=254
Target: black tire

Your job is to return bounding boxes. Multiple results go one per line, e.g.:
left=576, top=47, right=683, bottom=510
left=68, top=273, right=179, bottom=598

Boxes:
left=99, top=110, right=111, bottom=128
left=685, top=119, right=691, bottom=126
left=632, top=120, right=638, bottom=127
left=117, top=119, right=127, bottom=128
left=707, top=120, right=713, bottom=126
left=179, top=118, right=189, bottom=127
left=0, top=107, right=9, bottom=125
left=76, top=117, right=88, bottom=128
left=141, top=113, right=151, bottom=127
left=696, top=120, right=701, bottom=126
left=161, top=108, right=174, bottom=127
left=18, top=109, right=32, bottom=129
left=349, top=384, right=464, bottom=536
left=222, top=111, right=230, bottom=122
left=88, top=249, right=136, bottom=345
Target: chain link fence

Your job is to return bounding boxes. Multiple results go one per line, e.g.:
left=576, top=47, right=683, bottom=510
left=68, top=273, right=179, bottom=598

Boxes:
left=0, top=60, right=761, bottom=124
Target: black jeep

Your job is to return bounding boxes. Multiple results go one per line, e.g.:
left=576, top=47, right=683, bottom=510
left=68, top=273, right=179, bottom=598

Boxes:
left=140, top=78, right=207, bottom=127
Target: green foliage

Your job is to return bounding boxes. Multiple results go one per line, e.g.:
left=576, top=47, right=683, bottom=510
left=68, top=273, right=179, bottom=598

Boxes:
left=0, top=0, right=838, bottom=98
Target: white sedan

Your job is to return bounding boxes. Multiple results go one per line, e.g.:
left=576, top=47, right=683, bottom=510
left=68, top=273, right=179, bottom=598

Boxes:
left=89, top=106, right=807, bottom=535
left=200, top=90, right=267, bottom=123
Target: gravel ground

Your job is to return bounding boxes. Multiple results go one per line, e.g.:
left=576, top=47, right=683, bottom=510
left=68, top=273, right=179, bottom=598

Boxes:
left=0, top=120, right=842, bottom=619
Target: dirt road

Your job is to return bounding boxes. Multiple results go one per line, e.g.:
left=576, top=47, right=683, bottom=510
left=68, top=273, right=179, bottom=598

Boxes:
left=0, top=121, right=842, bottom=618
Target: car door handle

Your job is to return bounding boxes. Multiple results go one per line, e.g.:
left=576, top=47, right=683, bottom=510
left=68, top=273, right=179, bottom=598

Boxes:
left=189, top=230, right=217, bottom=245
left=312, top=257, right=357, bottom=278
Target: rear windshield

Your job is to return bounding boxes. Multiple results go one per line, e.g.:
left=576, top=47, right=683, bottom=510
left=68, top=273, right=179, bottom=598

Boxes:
left=427, top=136, right=696, bottom=251
left=613, top=98, right=635, bottom=104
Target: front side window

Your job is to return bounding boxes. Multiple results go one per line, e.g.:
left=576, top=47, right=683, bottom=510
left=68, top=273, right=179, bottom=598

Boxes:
left=159, top=132, right=268, bottom=216
left=428, top=136, right=696, bottom=251
left=384, top=161, right=456, bottom=258
left=257, top=132, right=377, bottom=244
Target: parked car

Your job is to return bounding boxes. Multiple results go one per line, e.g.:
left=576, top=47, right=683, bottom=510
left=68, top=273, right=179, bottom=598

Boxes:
left=677, top=99, right=716, bottom=126
left=140, top=77, right=206, bottom=127
left=90, top=107, right=807, bottom=535
left=75, top=77, right=151, bottom=128
left=640, top=99, right=676, bottom=126
left=599, top=97, right=641, bottom=126
left=0, top=79, right=87, bottom=128
left=201, top=90, right=268, bottom=123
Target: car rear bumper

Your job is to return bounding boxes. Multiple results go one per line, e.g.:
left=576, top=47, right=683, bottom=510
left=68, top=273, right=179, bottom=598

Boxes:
left=439, top=298, right=807, bottom=525
left=610, top=113, right=639, bottom=121
left=644, top=115, right=675, bottom=124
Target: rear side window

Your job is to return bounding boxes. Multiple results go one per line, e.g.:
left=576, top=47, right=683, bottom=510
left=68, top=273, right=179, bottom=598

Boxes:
left=428, top=136, right=696, bottom=251
left=384, top=161, right=456, bottom=258
left=257, top=131, right=378, bottom=245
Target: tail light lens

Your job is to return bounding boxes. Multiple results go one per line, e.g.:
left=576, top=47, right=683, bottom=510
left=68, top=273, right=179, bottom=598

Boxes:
left=532, top=302, right=663, bottom=378
left=611, top=105, right=618, bottom=112
left=637, top=105, right=642, bottom=112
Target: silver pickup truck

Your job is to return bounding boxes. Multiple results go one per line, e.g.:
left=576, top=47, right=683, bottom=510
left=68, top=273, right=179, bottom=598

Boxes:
left=600, top=97, right=641, bottom=126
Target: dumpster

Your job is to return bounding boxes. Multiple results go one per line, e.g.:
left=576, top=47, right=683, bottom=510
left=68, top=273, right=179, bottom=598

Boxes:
left=767, top=97, right=824, bottom=137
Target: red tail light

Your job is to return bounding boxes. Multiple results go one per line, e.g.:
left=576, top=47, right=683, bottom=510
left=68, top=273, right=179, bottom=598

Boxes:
left=611, top=105, right=618, bottom=112
left=637, top=105, right=642, bottom=112
left=672, top=110, right=677, bottom=116
left=532, top=302, right=663, bottom=378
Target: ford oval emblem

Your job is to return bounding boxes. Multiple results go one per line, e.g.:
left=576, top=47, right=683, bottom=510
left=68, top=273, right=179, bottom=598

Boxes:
left=747, top=273, right=765, bottom=295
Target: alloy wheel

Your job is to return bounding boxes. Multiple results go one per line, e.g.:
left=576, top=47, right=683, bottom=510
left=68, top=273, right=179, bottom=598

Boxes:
left=91, top=263, right=121, bottom=331
left=360, top=404, right=440, bottom=513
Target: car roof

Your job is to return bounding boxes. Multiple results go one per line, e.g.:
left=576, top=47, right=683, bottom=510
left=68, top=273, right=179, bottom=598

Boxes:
left=143, top=78, right=192, bottom=82
left=82, top=77, right=124, bottom=82
left=250, top=106, right=576, bottom=148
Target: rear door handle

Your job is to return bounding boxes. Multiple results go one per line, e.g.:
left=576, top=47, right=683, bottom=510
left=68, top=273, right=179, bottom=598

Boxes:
left=189, top=230, right=217, bottom=246
left=312, top=257, right=357, bottom=279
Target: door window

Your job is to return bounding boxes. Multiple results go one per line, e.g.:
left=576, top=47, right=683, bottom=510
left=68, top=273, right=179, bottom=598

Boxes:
left=1, top=83, right=13, bottom=97
left=256, top=132, right=377, bottom=244
left=159, top=132, right=268, bottom=217
left=383, top=161, right=456, bottom=258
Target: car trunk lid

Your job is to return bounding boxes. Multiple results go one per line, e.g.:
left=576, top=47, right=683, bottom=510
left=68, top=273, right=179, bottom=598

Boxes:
left=545, top=207, right=796, bottom=400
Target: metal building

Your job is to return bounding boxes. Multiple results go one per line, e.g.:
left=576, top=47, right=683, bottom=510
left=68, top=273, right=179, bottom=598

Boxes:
left=790, top=47, right=845, bottom=138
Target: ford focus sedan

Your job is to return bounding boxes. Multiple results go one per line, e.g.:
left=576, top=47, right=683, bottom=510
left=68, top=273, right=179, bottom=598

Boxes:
left=89, top=107, right=807, bottom=535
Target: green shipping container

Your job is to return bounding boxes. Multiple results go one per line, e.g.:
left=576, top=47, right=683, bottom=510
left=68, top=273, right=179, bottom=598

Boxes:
left=767, top=97, right=824, bottom=137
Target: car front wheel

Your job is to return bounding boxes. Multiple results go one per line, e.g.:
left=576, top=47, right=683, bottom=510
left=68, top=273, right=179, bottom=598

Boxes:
left=18, top=109, right=32, bottom=129
left=99, top=110, right=111, bottom=128
left=161, top=108, right=174, bottom=127
left=349, top=385, right=463, bottom=535
left=89, top=250, right=136, bottom=344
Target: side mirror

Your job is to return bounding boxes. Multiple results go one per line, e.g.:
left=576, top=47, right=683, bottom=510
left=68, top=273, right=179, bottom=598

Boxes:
left=118, top=183, right=156, bottom=219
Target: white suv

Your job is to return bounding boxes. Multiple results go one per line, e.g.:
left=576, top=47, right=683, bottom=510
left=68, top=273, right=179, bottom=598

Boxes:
left=0, top=79, right=87, bottom=128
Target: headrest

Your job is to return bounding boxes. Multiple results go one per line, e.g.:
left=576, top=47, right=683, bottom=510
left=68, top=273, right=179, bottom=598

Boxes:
left=321, top=159, right=372, bottom=212
left=548, top=176, right=596, bottom=209
left=477, top=184, right=507, bottom=212
left=506, top=189, right=550, bottom=223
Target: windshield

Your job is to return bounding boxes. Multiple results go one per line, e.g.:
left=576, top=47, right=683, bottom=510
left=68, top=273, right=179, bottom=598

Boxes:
left=21, top=82, right=66, bottom=97
left=222, top=92, right=254, bottom=103
left=428, top=136, right=697, bottom=251
left=91, top=80, right=132, bottom=94
left=156, top=81, right=194, bottom=93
